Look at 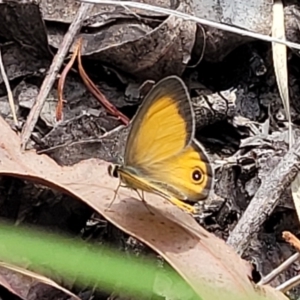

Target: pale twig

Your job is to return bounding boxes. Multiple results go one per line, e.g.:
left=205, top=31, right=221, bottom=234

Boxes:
left=276, top=274, right=300, bottom=293
left=0, top=48, right=18, bottom=127
left=80, top=0, right=300, bottom=51
left=20, top=2, right=94, bottom=150
left=258, top=252, right=300, bottom=286
left=187, top=25, right=206, bottom=68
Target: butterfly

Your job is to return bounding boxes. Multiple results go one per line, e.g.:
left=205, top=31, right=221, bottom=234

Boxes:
left=108, top=75, right=213, bottom=214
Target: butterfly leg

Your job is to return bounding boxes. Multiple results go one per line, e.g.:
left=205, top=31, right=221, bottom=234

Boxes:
left=105, top=180, right=124, bottom=211
left=135, top=190, right=155, bottom=215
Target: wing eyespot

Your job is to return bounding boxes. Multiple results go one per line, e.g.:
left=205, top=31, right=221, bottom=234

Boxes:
left=191, top=168, right=204, bottom=184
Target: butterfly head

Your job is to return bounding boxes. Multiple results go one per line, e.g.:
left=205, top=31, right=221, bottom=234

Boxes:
left=108, top=164, right=120, bottom=178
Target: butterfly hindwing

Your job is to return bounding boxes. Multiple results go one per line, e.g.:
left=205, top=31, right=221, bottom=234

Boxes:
left=137, top=139, right=213, bottom=202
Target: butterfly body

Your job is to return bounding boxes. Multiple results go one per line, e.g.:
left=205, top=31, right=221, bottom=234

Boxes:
left=108, top=76, right=213, bottom=213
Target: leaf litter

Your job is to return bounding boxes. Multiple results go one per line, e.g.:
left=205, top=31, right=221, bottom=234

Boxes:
left=0, top=115, right=289, bottom=300
left=2, top=0, right=300, bottom=299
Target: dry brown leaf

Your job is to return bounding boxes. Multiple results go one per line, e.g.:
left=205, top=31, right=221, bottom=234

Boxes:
left=272, top=0, right=300, bottom=227
left=0, top=262, right=79, bottom=300
left=272, top=0, right=292, bottom=146
left=0, top=271, right=25, bottom=299
left=272, top=0, right=300, bottom=236
left=282, top=231, right=300, bottom=252
left=0, top=116, right=288, bottom=300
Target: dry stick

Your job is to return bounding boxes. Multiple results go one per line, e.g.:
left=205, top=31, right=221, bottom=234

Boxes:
left=0, top=48, right=18, bottom=127
left=20, top=3, right=93, bottom=150
left=227, top=140, right=300, bottom=255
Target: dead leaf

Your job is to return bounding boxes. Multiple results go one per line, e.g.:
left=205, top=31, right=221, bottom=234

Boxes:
left=0, top=262, right=79, bottom=300
left=272, top=0, right=293, bottom=146
left=291, top=174, right=300, bottom=224
left=47, top=1, right=196, bottom=81
left=0, top=271, right=25, bottom=299
left=282, top=231, right=300, bottom=252
left=0, top=116, right=288, bottom=300
left=0, top=1, right=51, bottom=59
left=271, top=2, right=300, bottom=259
left=274, top=0, right=300, bottom=226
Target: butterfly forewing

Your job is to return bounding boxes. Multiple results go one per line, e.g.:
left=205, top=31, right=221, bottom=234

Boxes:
left=124, top=76, right=194, bottom=171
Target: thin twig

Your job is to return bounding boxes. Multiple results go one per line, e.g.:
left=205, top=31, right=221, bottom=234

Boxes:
left=20, top=2, right=94, bottom=150
left=227, top=140, right=300, bottom=255
left=258, top=252, right=300, bottom=285
left=36, top=141, right=73, bottom=154
left=0, top=48, right=18, bottom=127
left=56, top=38, right=83, bottom=121
left=276, top=274, right=300, bottom=293
left=37, top=124, right=126, bottom=154
left=187, top=25, right=206, bottom=68
left=80, top=0, right=300, bottom=51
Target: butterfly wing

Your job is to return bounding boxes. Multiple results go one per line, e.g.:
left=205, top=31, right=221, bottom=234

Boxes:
left=117, top=167, right=198, bottom=214
left=124, top=76, right=194, bottom=170
left=143, top=139, right=213, bottom=202
left=120, top=75, right=213, bottom=207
